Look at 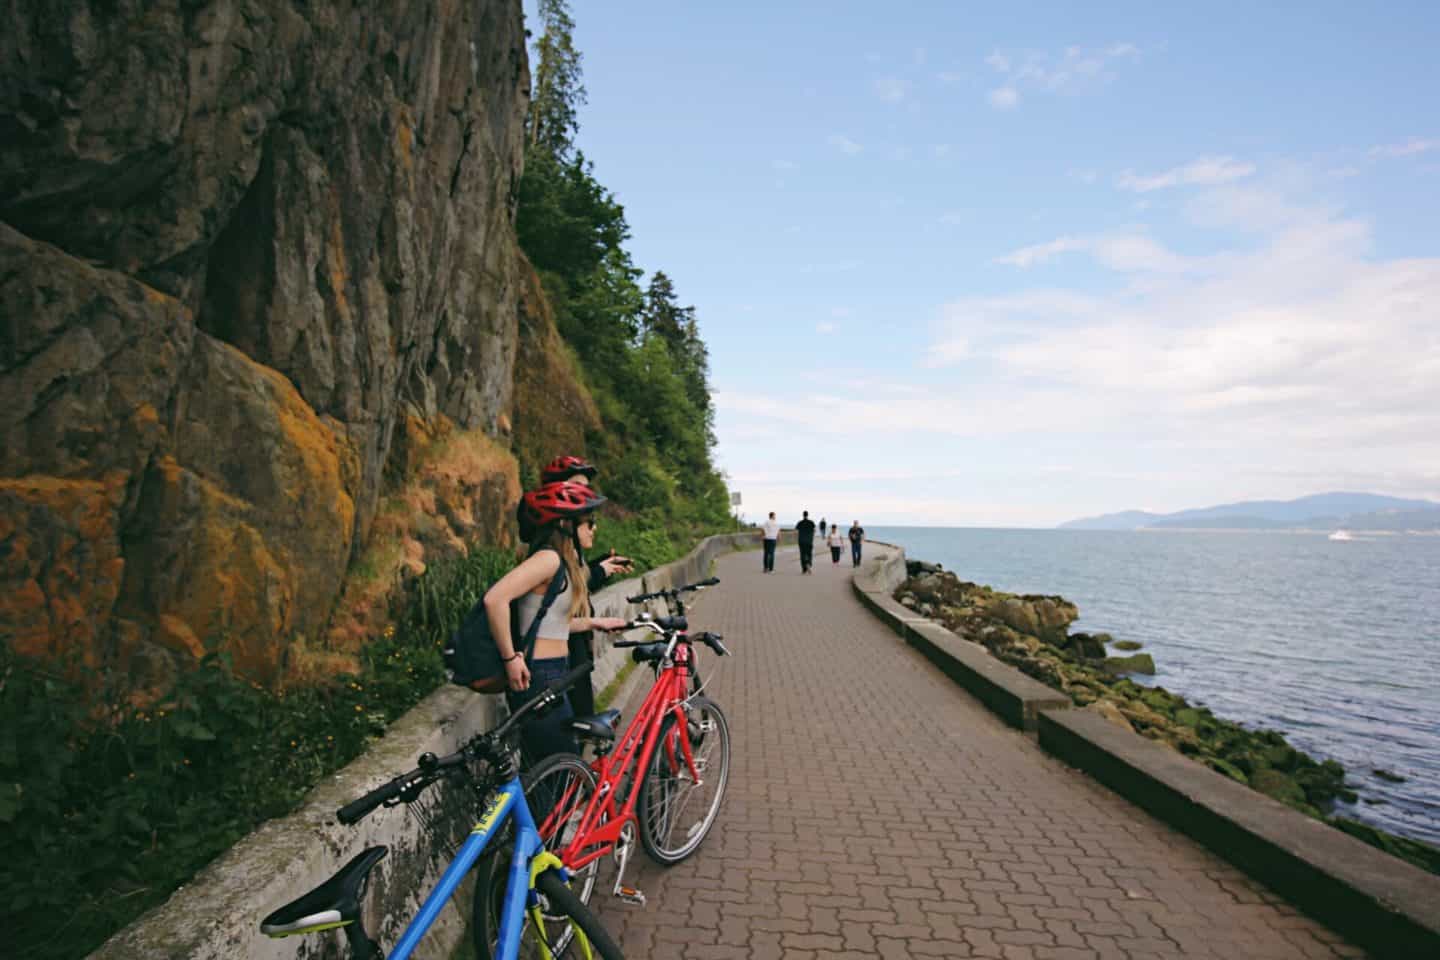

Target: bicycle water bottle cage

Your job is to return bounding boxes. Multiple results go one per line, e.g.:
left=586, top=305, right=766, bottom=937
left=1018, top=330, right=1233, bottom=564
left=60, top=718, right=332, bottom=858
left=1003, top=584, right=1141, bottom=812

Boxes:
left=570, top=708, right=623, bottom=744
left=630, top=642, right=668, bottom=664
left=260, top=846, right=388, bottom=937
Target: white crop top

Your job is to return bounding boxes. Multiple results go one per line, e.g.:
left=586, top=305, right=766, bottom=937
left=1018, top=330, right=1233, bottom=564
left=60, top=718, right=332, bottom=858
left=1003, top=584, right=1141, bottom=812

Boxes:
left=514, top=573, right=573, bottom=641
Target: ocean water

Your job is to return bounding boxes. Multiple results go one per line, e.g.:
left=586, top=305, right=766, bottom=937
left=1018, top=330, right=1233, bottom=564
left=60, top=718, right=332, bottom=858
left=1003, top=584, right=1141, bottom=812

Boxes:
left=868, top=526, right=1440, bottom=847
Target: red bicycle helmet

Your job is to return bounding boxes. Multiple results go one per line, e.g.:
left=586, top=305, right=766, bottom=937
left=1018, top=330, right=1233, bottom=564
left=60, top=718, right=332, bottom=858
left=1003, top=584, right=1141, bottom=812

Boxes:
left=540, top=454, right=598, bottom=484
left=522, top=480, right=607, bottom=527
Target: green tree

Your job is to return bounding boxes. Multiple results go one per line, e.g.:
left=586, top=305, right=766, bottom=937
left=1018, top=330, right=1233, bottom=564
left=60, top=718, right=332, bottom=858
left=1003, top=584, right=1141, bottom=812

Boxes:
left=528, top=0, right=585, bottom=159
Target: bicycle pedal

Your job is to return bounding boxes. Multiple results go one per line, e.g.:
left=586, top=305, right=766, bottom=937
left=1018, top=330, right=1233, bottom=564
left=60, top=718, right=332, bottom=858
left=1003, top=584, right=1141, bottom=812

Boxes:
left=615, top=885, right=647, bottom=906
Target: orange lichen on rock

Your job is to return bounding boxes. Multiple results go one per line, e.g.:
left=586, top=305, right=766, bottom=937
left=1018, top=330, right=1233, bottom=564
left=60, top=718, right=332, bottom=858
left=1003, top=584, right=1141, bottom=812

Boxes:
left=395, top=109, right=414, bottom=173
left=324, top=424, right=520, bottom=656
left=0, top=475, right=126, bottom=663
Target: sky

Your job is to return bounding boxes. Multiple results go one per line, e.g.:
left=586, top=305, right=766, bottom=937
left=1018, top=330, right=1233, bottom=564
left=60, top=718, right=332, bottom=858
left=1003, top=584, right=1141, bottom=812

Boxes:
left=545, top=0, right=1440, bottom=527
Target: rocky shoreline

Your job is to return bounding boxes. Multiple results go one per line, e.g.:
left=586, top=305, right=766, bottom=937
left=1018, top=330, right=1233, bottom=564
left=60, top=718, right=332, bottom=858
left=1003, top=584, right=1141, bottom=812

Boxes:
left=895, top=560, right=1440, bottom=876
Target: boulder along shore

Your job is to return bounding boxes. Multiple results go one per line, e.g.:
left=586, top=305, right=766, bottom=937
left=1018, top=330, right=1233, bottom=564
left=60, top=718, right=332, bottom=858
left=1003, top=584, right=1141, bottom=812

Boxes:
left=896, top=559, right=1440, bottom=876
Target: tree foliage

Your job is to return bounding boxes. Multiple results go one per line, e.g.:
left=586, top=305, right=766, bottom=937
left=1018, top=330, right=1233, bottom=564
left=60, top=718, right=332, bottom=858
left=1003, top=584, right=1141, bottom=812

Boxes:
left=519, top=1, right=730, bottom=531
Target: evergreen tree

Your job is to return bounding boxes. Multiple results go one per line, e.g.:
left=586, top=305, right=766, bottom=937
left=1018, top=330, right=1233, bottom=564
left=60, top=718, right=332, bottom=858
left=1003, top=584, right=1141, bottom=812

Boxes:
left=528, top=0, right=585, bottom=159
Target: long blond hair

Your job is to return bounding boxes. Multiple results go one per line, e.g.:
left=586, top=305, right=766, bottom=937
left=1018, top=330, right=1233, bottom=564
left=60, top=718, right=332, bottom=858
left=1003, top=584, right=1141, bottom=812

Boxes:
left=535, top=523, right=590, bottom=618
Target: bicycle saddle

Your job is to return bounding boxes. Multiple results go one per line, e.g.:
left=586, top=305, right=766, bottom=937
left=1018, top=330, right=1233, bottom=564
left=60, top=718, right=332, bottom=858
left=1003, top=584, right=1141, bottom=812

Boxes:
left=260, top=845, right=387, bottom=937
left=570, top=708, right=622, bottom=742
left=630, top=642, right=667, bottom=664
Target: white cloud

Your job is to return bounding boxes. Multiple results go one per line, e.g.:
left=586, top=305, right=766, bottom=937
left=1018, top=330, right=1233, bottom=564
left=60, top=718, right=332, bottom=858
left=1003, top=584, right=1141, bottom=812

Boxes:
left=1369, top=137, right=1439, bottom=158
left=996, top=230, right=1202, bottom=274
left=930, top=188, right=1440, bottom=462
left=874, top=75, right=906, bottom=102
left=983, top=42, right=1141, bottom=107
left=816, top=322, right=837, bottom=334
left=827, top=134, right=863, bottom=155
left=772, top=159, right=797, bottom=170
left=1068, top=168, right=1099, bottom=184
left=933, top=144, right=953, bottom=158
left=1117, top=155, right=1255, bottom=192
left=988, top=87, right=1020, bottom=110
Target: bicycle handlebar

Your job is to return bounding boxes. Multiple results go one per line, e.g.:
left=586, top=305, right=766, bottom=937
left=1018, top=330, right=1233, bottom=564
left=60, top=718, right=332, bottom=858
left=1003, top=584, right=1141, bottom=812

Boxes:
left=625, top=576, right=719, bottom=604
left=335, top=661, right=593, bottom=825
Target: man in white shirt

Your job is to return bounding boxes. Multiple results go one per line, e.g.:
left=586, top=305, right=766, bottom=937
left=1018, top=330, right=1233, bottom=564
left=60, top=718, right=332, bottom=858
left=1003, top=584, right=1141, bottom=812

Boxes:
left=761, top=512, right=780, bottom=573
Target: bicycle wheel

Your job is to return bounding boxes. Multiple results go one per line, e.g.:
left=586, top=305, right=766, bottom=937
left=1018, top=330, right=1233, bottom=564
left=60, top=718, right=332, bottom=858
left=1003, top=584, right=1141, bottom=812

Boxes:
left=471, top=753, right=599, bottom=959
left=637, top=697, right=730, bottom=865
left=533, top=868, right=625, bottom=959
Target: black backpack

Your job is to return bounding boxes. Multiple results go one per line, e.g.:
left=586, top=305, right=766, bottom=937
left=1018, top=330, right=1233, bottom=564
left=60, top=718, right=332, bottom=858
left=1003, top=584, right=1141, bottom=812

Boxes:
left=444, top=553, right=568, bottom=693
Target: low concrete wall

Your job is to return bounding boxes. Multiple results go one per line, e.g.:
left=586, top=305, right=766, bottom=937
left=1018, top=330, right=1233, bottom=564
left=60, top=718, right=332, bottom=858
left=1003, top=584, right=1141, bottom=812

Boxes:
left=90, top=530, right=756, bottom=960
left=853, top=539, right=1440, bottom=958
left=852, top=542, right=1070, bottom=731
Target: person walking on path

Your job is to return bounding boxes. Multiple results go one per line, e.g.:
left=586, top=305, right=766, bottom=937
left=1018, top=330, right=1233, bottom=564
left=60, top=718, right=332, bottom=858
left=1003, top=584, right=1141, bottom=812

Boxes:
left=819, top=517, right=827, bottom=538
left=795, top=510, right=816, bottom=574
left=827, top=524, right=844, bottom=564
left=848, top=519, right=865, bottom=568
left=760, top=511, right=780, bottom=573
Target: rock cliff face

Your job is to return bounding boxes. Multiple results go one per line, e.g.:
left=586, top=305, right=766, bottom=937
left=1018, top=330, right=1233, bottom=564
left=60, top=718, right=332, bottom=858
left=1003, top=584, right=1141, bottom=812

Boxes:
left=1, top=0, right=530, bottom=686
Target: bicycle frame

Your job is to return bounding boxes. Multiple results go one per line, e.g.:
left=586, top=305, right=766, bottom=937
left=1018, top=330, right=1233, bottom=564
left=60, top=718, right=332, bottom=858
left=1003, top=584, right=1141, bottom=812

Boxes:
left=546, top=641, right=701, bottom=873
left=387, top=776, right=576, bottom=960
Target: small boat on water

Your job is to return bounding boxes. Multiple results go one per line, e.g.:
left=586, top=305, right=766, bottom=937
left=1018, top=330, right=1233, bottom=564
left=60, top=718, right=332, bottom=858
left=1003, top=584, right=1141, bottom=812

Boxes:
left=1328, top=529, right=1353, bottom=541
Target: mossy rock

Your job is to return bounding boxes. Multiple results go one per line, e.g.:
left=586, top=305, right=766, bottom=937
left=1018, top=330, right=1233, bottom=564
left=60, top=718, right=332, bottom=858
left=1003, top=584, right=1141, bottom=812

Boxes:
left=1174, top=707, right=1203, bottom=728
left=1373, top=768, right=1407, bottom=783
left=1140, top=687, right=1175, bottom=713
left=1262, top=744, right=1299, bottom=771
left=1208, top=758, right=1249, bottom=784
left=1252, top=769, right=1306, bottom=807
left=1110, top=639, right=1143, bottom=651
left=1104, top=653, right=1156, bottom=676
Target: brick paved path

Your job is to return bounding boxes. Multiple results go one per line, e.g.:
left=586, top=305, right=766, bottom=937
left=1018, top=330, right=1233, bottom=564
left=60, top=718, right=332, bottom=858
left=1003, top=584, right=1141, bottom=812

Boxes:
left=593, top=547, right=1367, bottom=959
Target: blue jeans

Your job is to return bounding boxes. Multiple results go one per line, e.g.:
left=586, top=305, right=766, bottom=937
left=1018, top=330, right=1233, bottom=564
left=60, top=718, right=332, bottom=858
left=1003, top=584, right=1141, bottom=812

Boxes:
left=762, top=538, right=777, bottom=571
left=505, top=656, right=577, bottom=767
left=851, top=540, right=863, bottom=566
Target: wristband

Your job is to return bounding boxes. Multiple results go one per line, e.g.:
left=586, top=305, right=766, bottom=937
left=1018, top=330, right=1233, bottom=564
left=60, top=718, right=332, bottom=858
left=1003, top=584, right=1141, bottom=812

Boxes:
left=501, top=652, right=523, bottom=663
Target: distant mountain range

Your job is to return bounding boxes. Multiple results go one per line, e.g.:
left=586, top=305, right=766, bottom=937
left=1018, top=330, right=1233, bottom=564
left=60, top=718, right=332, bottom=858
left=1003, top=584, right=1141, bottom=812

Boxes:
left=1060, top=492, right=1440, bottom=531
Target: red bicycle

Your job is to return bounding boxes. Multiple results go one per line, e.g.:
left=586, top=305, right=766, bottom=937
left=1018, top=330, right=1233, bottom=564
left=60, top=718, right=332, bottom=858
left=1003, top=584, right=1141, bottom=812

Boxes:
left=472, top=576, right=731, bottom=956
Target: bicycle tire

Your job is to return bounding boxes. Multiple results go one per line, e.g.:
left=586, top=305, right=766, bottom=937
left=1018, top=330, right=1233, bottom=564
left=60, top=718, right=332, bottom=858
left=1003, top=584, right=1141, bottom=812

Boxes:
left=471, top=753, right=599, bottom=959
left=637, top=696, right=730, bottom=865
left=534, top=868, right=625, bottom=959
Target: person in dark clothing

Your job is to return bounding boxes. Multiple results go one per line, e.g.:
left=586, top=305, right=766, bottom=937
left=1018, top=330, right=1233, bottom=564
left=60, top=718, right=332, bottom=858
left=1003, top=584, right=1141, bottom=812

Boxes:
left=849, top=520, right=866, bottom=567
left=819, top=518, right=827, bottom=538
left=519, top=455, right=632, bottom=716
left=795, top=510, right=817, bottom=574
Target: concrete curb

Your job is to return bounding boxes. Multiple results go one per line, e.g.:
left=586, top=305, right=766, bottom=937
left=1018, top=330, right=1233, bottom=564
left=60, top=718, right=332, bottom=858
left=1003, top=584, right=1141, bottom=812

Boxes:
left=90, top=530, right=757, bottom=960
left=1041, top=709, right=1440, bottom=957
left=852, top=543, right=1070, bottom=731
left=852, top=541, right=1440, bottom=958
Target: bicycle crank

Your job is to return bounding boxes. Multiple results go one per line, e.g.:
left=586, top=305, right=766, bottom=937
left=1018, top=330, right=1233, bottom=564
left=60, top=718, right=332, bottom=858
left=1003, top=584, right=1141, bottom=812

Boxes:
left=611, top=822, right=647, bottom=906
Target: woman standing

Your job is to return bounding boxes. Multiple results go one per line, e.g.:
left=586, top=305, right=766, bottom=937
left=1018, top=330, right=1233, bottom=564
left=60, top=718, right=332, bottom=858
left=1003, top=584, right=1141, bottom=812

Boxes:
left=525, top=455, right=632, bottom=717
left=827, top=524, right=844, bottom=564
left=483, top=481, right=628, bottom=762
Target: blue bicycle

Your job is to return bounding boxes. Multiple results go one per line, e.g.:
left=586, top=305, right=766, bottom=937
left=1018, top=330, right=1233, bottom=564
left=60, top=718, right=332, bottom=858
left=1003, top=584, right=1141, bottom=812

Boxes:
left=259, top=663, right=623, bottom=959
